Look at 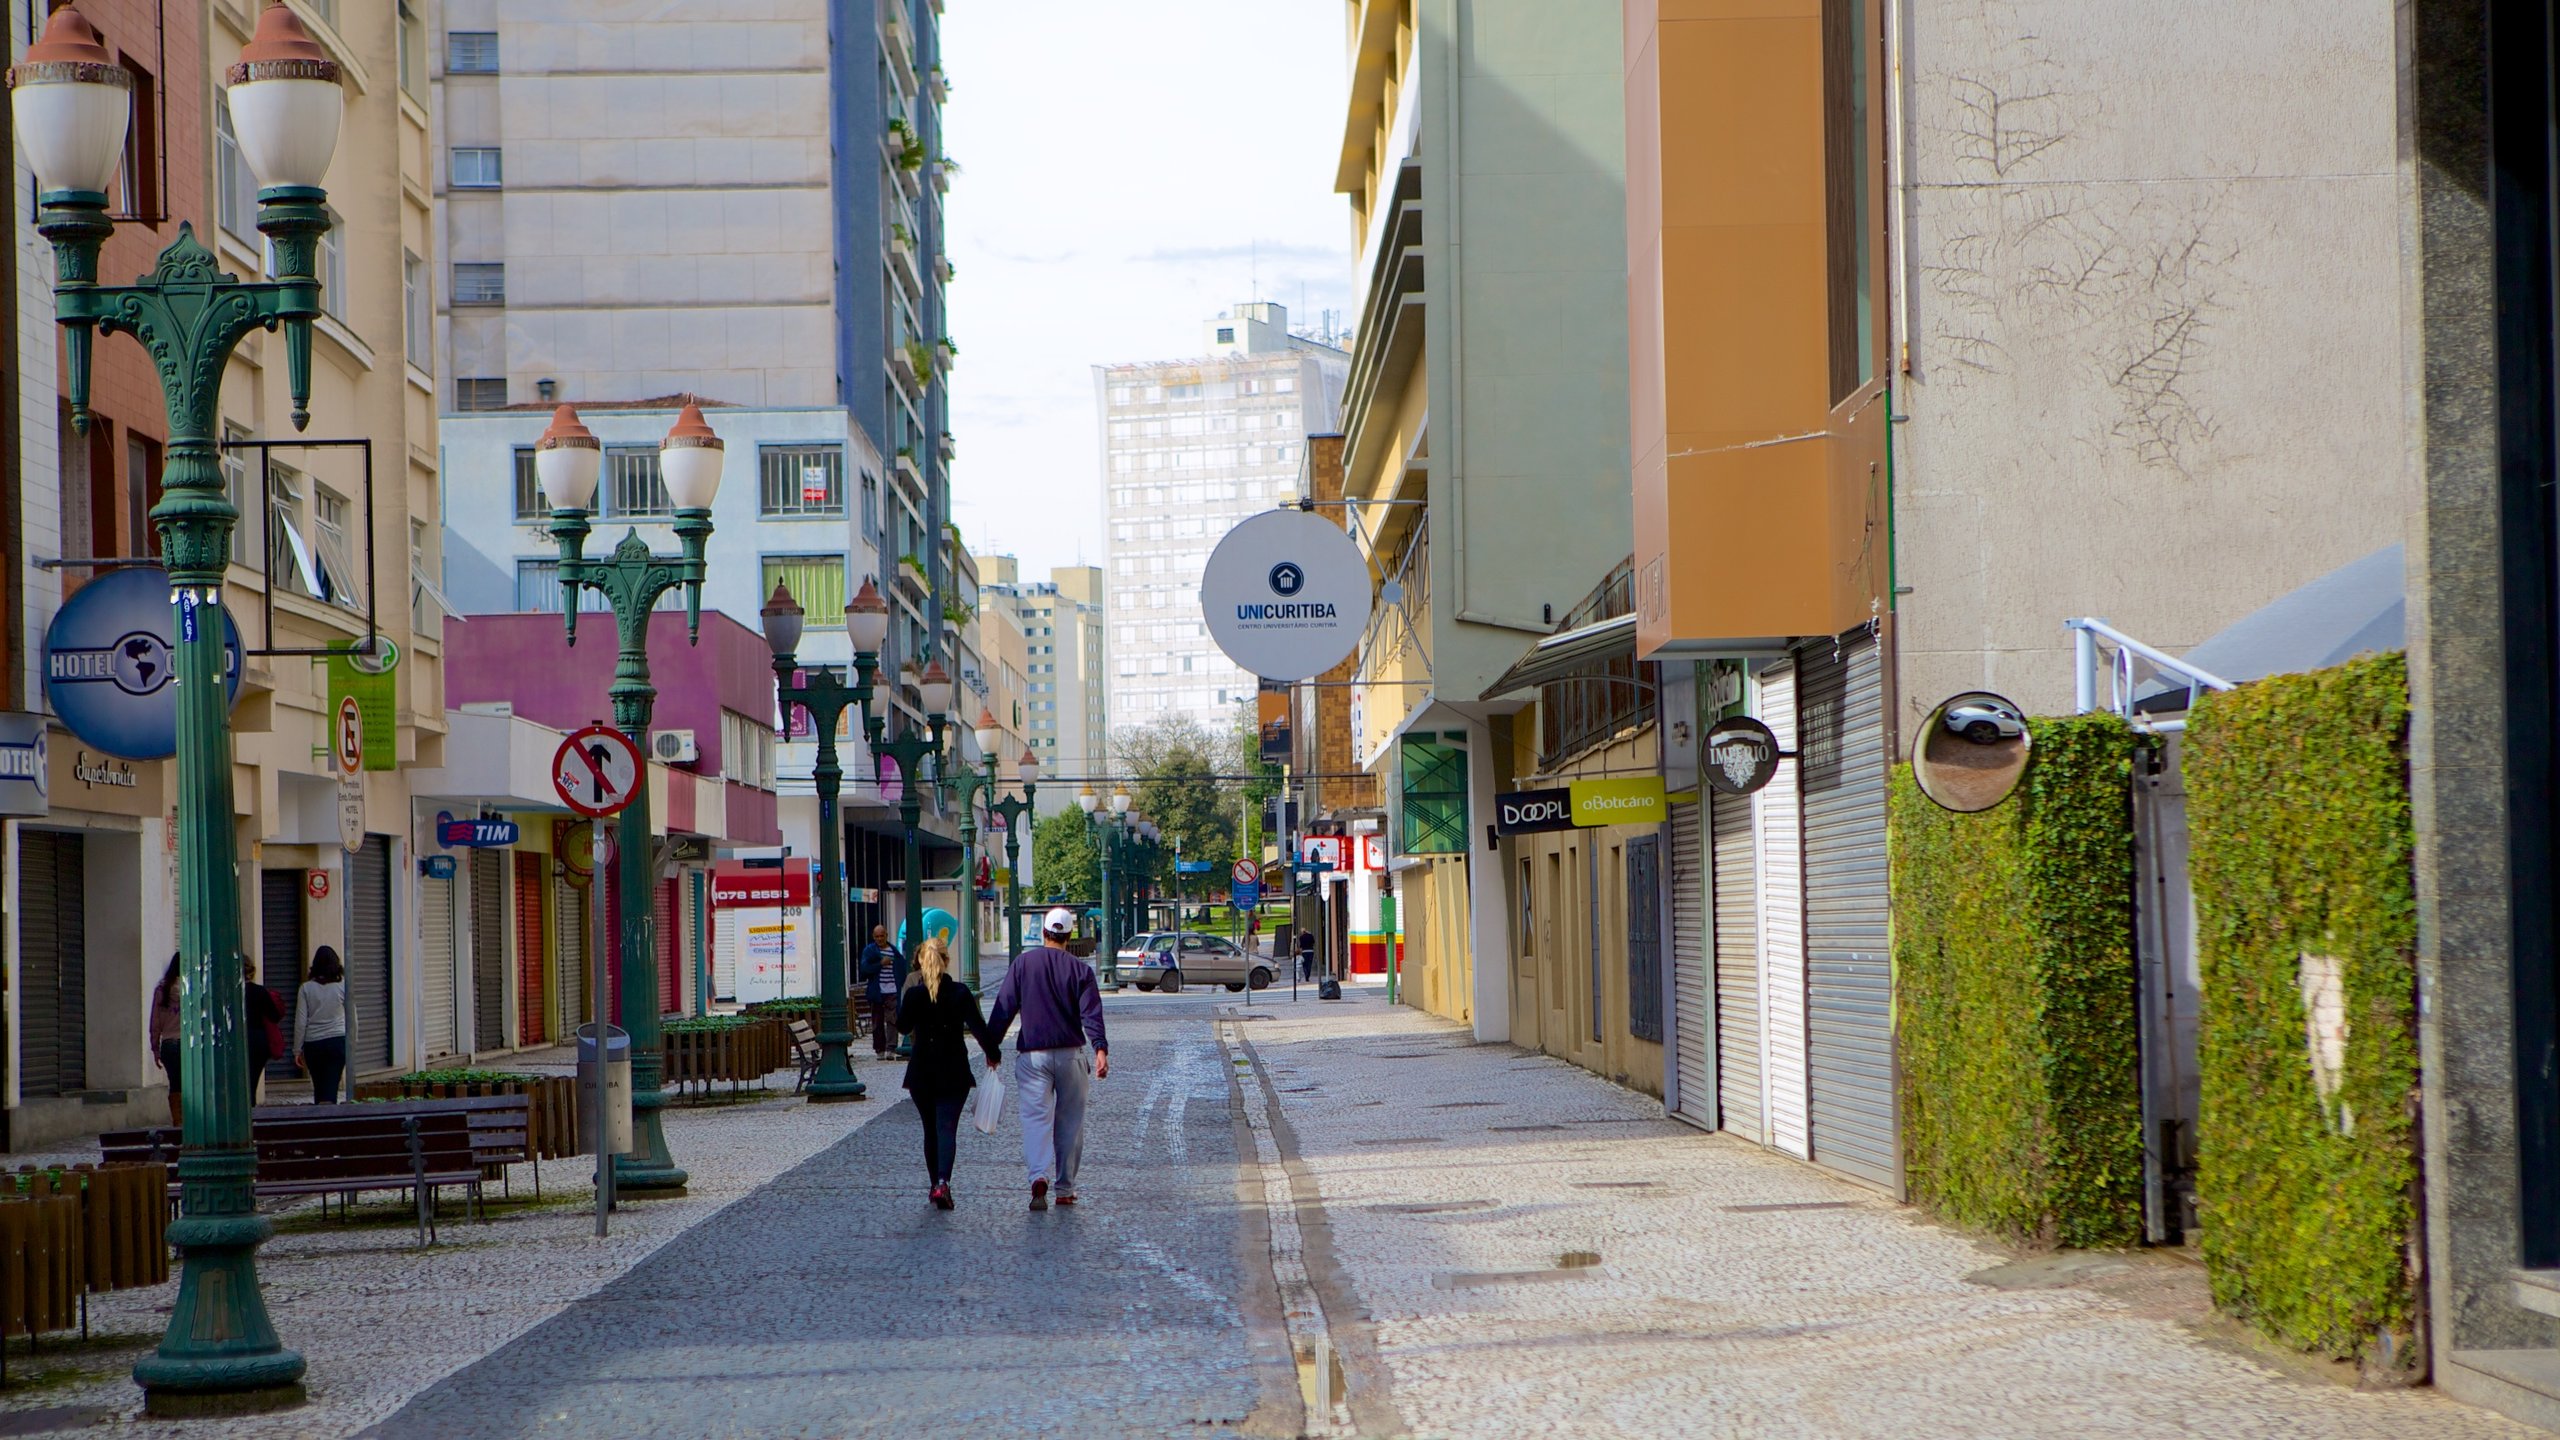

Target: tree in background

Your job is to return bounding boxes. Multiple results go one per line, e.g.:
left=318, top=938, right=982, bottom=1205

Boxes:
left=1031, top=808, right=1100, bottom=906
left=1113, top=713, right=1238, bottom=889
left=1230, top=698, right=1284, bottom=859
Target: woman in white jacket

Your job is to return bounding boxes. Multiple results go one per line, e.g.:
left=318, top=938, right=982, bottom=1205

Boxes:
left=295, top=946, right=354, bottom=1103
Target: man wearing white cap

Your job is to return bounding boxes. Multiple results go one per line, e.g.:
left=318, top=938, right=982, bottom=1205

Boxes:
left=985, top=907, right=1111, bottom=1210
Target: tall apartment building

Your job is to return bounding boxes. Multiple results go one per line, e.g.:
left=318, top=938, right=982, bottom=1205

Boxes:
left=1097, top=305, right=1347, bottom=729
left=983, top=559, right=1107, bottom=808
left=8, top=0, right=449, bottom=1145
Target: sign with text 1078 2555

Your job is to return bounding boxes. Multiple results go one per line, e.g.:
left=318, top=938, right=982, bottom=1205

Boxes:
left=1198, top=509, right=1373, bottom=682
left=42, top=566, right=242, bottom=761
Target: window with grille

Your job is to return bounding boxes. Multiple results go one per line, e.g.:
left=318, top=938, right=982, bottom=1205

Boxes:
left=1398, top=737, right=1468, bottom=855
left=215, top=97, right=256, bottom=243
left=453, top=262, right=505, bottom=305
left=448, top=31, right=498, bottom=74
left=762, top=556, right=847, bottom=628
left=759, top=444, right=845, bottom=516
left=403, top=251, right=430, bottom=368
left=312, top=486, right=364, bottom=612
left=512, top=448, right=547, bottom=520
left=451, top=147, right=502, bottom=189
left=607, top=447, right=669, bottom=517
left=456, top=377, right=507, bottom=411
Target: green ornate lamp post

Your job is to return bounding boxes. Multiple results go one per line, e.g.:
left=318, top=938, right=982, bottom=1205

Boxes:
left=13, top=4, right=342, bottom=1409
left=1078, top=785, right=1132, bottom=985
left=940, top=707, right=1014, bottom=987
left=760, top=577, right=891, bottom=1100
left=535, top=400, right=727, bottom=1191
left=871, top=661, right=954, bottom=968
left=984, top=748, right=1041, bottom=960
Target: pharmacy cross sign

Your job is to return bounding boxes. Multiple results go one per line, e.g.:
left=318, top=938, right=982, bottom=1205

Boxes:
left=552, top=724, right=643, bottom=818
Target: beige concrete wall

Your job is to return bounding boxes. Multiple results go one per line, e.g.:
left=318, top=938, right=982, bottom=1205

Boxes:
left=1894, top=0, right=2412, bottom=721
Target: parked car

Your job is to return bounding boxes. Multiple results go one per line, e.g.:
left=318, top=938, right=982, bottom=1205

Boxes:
left=1128, top=932, right=1273, bottom=993
left=1944, top=699, right=2027, bottom=745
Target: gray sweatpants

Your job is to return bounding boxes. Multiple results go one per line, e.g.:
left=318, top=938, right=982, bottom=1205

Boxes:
left=1015, top=1046, right=1092, bottom=1195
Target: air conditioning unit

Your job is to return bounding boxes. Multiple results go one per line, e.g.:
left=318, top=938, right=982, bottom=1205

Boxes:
left=652, top=729, right=699, bottom=764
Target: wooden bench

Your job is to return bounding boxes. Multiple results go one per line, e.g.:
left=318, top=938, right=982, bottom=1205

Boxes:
left=100, top=1098, right=520, bottom=1245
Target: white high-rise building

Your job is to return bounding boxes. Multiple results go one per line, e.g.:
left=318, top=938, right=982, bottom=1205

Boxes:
left=1097, top=304, right=1348, bottom=729
left=983, top=559, right=1109, bottom=811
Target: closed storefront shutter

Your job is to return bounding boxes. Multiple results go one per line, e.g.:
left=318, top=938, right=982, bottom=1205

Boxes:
left=1756, top=663, right=1811, bottom=1159
left=349, top=837, right=394, bottom=1073
left=604, top=867, right=625, bottom=1023
left=18, top=832, right=86, bottom=1096
left=1711, top=789, right=1763, bottom=1143
left=715, top=905, right=741, bottom=1001
left=1798, top=630, right=1897, bottom=1192
left=470, top=851, right=506, bottom=1052
left=556, top=876, right=589, bottom=1032
left=514, top=853, right=547, bottom=1046
left=1668, top=801, right=1713, bottom=1130
left=419, top=874, right=458, bottom=1060
left=260, top=869, right=306, bottom=1080
left=657, top=878, right=681, bottom=1016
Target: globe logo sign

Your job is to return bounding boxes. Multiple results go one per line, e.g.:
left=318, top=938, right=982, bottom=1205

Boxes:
left=1200, top=511, right=1373, bottom=682
left=43, top=566, right=244, bottom=760
left=1269, top=561, right=1305, bottom=597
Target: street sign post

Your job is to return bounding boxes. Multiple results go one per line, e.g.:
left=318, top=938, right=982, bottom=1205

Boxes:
left=552, top=727, right=640, bottom=1237
left=335, top=700, right=364, bottom=857
left=1231, top=857, right=1261, bottom=913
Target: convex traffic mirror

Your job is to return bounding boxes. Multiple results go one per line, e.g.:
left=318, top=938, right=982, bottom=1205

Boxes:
left=1912, top=691, right=2032, bottom=813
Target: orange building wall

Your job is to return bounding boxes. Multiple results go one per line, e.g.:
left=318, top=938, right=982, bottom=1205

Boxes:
left=1625, top=0, right=1887, bottom=654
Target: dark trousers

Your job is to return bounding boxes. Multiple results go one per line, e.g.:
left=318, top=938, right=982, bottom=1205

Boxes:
left=305, top=1035, right=348, bottom=1104
left=870, top=995, right=898, bottom=1055
left=914, top=1089, right=967, bottom=1185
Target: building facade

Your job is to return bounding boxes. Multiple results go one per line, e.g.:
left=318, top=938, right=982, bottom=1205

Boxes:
left=984, top=559, right=1107, bottom=808
left=1098, top=304, right=1346, bottom=731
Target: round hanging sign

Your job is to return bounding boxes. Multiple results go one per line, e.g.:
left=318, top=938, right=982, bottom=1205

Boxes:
left=1198, top=510, right=1373, bottom=682
left=42, top=566, right=244, bottom=760
left=1702, top=716, right=1783, bottom=797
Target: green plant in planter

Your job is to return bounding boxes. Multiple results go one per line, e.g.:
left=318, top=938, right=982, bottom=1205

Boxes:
left=400, top=1068, right=540, bottom=1087
left=904, top=339, right=934, bottom=378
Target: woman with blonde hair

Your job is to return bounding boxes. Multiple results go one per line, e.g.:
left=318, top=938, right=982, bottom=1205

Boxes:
left=896, top=935, right=1000, bottom=1209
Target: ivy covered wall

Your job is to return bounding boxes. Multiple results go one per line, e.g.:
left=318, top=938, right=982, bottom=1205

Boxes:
left=2184, top=654, right=2418, bottom=1376
left=1891, top=713, right=2143, bottom=1248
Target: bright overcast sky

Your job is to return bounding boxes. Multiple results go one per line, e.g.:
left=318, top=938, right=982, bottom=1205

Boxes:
left=941, top=2, right=1354, bottom=578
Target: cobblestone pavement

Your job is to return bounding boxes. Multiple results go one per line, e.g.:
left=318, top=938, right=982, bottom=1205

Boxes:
left=370, top=1002, right=1298, bottom=1440
left=1233, top=985, right=2543, bottom=1440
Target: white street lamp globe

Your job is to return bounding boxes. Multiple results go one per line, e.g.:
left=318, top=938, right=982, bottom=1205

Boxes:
left=918, top=661, right=955, bottom=719
left=1077, top=787, right=1099, bottom=815
left=973, top=708, right=1001, bottom=758
left=1110, top=788, right=1132, bottom=816
left=1016, top=747, right=1041, bottom=784
left=224, top=3, right=344, bottom=190
left=660, top=400, right=724, bottom=510
left=760, top=580, right=804, bottom=660
left=8, top=8, right=134, bottom=196
left=534, top=404, right=601, bottom=511
left=846, top=578, right=890, bottom=655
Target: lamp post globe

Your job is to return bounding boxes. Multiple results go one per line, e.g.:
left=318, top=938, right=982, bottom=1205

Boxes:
left=760, top=581, right=806, bottom=661
left=1078, top=786, right=1100, bottom=815
left=536, top=404, right=602, bottom=511
left=847, top=577, right=890, bottom=654
left=918, top=660, right=956, bottom=721
left=1017, top=746, right=1041, bottom=785
left=1111, top=787, right=1132, bottom=816
left=9, top=8, right=133, bottom=196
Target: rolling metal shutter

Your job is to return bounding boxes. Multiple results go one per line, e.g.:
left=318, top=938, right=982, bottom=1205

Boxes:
left=556, top=876, right=589, bottom=1031
left=260, top=868, right=306, bottom=1080
left=1712, top=788, right=1763, bottom=1144
left=1798, top=631, right=1898, bottom=1192
left=657, top=878, right=682, bottom=1015
left=18, top=832, right=85, bottom=1096
left=514, top=853, right=547, bottom=1046
left=714, top=905, right=740, bottom=1002
left=1668, top=801, right=1714, bottom=1130
left=349, top=837, right=394, bottom=1073
left=419, top=874, right=458, bottom=1060
left=1755, top=663, right=1811, bottom=1160
left=470, top=851, right=506, bottom=1052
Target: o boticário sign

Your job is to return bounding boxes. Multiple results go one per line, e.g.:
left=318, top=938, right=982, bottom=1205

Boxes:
left=552, top=724, right=643, bottom=818
left=42, top=565, right=243, bottom=760
left=1569, top=776, right=1667, bottom=827
left=1198, top=509, right=1373, bottom=681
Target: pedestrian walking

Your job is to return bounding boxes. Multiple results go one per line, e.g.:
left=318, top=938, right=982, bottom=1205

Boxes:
left=295, top=946, right=354, bottom=1104
left=150, top=955, right=182, bottom=1124
left=1297, top=930, right=1318, bottom=984
left=859, top=925, right=904, bottom=1057
left=243, top=957, right=285, bottom=1104
left=985, top=907, right=1109, bottom=1211
left=897, top=935, right=999, bottom=1210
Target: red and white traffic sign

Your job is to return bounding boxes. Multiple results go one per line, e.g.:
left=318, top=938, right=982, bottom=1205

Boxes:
left=1233, top=858, right=1260, bottom=887
left=335, top=696, right=363, bottom=776
left=552, top=724, right=642, bottom=818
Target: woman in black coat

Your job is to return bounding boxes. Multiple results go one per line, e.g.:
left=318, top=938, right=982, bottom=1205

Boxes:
left=897, top=936, right=999, bottom=1209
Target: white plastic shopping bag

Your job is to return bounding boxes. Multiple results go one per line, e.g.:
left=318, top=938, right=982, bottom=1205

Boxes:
left=971, top=1070, right=1006, bottom=1134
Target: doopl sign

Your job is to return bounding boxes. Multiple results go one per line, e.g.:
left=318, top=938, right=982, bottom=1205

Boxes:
left=42, top=565, right=243, bottom=760
left=552, top=725, right=642, bottom=818
left=436, top=811, right=520, bottom=848
left=1494, top=787, right=1574, bottom=836
left=1702, top=716, right=1782, bottom=797
left=1198, top=510, right=1373, bottom=681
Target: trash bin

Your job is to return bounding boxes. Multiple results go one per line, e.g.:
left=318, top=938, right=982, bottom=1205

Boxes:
left=576, top=1023, right=634, bottom=1156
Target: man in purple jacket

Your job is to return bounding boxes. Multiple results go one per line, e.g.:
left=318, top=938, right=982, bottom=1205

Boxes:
left=986, top=908, right=1110, bottom=1210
